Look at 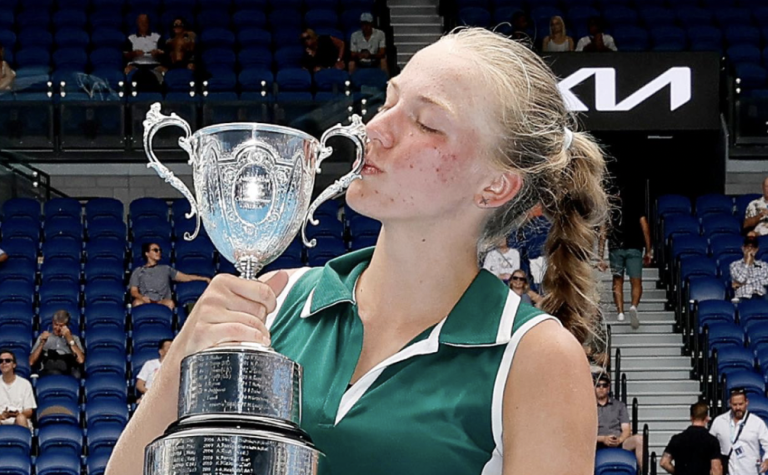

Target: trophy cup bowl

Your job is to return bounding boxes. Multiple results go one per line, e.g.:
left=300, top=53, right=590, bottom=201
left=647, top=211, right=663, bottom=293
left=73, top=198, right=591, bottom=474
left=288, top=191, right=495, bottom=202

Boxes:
left=140, top=103, right=367, bottom=474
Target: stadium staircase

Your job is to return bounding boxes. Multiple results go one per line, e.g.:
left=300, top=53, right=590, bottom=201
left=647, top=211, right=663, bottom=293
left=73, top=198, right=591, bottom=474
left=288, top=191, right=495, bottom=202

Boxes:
left=388, top=0, right=443, bottom=69
left=600, top=267, right=699, bottom=472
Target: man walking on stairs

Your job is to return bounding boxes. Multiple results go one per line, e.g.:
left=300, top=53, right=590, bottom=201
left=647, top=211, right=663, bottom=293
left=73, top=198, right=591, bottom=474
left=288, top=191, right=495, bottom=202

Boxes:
left=598, top=181, right=652, bottom=330
left=660, top=402, right=722, bottom=475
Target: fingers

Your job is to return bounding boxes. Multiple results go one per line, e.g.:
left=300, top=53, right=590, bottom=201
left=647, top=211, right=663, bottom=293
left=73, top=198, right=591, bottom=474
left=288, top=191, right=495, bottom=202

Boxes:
left=205, top=322, right=270, bottom=347
left=211, top=274, right=280, bottom=314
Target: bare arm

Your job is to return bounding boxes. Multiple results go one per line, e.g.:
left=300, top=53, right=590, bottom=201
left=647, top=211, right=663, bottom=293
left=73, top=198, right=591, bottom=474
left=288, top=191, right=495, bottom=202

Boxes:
left=331, top=36, right=345, bottom=61
left=173, top=271, right=211, bottom=283
left=20, top=408, right=33, bottom=419
left=136, top=379, right=147, bottom=395
left=711, top=458, right=722, bottom=475
left=130, top=286, right=145, bottom=300
left=0, top=253, right=7, bottom=264
left=660, top=453, right=675, bottom=474
left=618, top=422, right=632, bottom=444
left=29, top=335, right=47, bottom=366
left=640, top=216, right=652, bottom=256
left=70, top=341, right=85, bottom=365
left=744, top=212, right=766, bottom=231
left=107, top=271, right=292, bottom=475
left=502, top=320, right=596, bottom=474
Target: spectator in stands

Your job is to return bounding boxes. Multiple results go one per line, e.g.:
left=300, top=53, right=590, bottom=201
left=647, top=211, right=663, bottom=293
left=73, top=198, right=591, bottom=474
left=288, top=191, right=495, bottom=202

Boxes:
left=0, top=349, right=36, bottom=430
left=710, top=388, right=768, bottom=475
left=29, top=310, right=85, bottom=378
left=111, top=28, right=610, bottom=475
left=542, top=16, right=574, bottom=53
left=136, top=339, right=172, bottom=404
left=743, top=177, right=768, bottom=236
left=482, top=237, right=520, bottom=281
left=123, top=14, right=164, bottom=78
left=507, top=11, right=533, bottom=48
left=576, top=17, right=617, bottom=52
left=158, top=17, right=196, bottom=73
left=0, top=43, right=15, bottom=91
left=0, top=246, right=7, bottom=265
left=598, top=183, right=651, bottom=329
left=301, top=29, right=345, bottom=73
left=596, top=373, right=644, bottom=471
left=660, top=402, right=722, bottom=475
left=509, top=269, right=543, bottom=307
left=349, top=13, right=388, bottom=77
left=129, top=242, right=211, bottom=310
left=730, top=235, right=768, bottom=301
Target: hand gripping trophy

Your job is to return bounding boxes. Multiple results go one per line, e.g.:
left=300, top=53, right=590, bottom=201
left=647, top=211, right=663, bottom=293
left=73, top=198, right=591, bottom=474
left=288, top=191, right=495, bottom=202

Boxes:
left=141, top=103, right=367, bottom=475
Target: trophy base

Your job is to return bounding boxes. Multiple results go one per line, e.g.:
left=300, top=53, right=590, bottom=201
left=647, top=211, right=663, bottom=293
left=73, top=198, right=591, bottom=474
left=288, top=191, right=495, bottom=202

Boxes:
left=145, top=415, right=322, bottom=475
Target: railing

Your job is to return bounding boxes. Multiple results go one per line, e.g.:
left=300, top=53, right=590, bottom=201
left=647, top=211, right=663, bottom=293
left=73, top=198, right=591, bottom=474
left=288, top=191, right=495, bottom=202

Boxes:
left=614, top=347, right=621, bottom=398
left=642, top=424, right=650, bottom=475
left=0, top=150, right=63, bottom=206
left=632, top=397, right=639, bottom=435
left=606, top=325, right=612, bottom=375
left=650, top=452, right=657, bottom=475
left=621, top=374, right=628, bottom=405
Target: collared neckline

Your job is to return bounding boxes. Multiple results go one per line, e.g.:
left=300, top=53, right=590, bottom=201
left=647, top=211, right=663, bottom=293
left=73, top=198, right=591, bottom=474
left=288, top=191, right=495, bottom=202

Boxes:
left=597, top=397, right=614, bottom=407
left=299, top=247, right=528, bottom=346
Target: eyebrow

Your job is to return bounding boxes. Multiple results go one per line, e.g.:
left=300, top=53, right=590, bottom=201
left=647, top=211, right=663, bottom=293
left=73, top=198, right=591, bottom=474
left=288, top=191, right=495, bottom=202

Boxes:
left=388, top=79, right=456, bottom=117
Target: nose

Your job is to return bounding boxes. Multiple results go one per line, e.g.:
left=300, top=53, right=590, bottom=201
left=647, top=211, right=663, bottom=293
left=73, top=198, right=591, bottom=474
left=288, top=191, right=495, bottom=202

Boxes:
left=365, top=108, right=396, bottom=150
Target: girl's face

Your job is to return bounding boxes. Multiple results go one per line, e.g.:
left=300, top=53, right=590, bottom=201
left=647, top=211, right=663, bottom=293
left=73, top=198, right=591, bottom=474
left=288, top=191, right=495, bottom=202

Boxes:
left=510, top=272, right=526, bottom=290
left=346, top=41, right=502, bottom=228
left=550, top=18, right=563, bottom=34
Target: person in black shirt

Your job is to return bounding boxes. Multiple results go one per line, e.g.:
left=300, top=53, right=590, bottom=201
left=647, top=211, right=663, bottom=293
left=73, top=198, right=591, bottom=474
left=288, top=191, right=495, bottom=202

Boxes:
left=660, top=402, right=722, bottom=475
left=598, top=182, right=652, bottom=329
left=300, top=29, right=346, bottom=73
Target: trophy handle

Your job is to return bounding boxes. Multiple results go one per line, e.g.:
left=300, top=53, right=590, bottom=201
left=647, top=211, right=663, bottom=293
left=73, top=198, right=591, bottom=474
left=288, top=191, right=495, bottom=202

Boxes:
left=301, top=114, right=367, bottom=248
left=143, top=102, right=202, bottom=241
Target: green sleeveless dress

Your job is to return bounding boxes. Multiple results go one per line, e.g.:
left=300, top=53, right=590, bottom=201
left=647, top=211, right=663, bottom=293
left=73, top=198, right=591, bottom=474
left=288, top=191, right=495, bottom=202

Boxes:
left=267, top=248, right=558, bottom=475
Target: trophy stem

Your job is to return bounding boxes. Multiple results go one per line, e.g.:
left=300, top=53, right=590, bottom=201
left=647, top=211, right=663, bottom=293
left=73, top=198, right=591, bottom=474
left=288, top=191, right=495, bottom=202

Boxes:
left=236, top=256, right=263, bottom=280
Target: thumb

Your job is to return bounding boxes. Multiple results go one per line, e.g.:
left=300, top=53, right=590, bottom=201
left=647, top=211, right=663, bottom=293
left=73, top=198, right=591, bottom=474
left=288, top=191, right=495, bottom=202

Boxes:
left=264, top=270, right=290, bottom=298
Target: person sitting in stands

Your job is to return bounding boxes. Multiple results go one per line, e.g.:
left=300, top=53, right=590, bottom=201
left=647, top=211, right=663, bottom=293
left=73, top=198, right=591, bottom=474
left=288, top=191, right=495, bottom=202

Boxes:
left=123, top=14, right=164, bottom=76
left=29, top=310, right=85, bottom=378
left=744, top=177, right=768, bottom=236
left=542, top=16, right=575, bottom=53
left=129, top=242, right=211, bottom=310
left=731, top=235, right=768, bottom=301
left=509, top=269, right=543, bottom=307
left=158, top=17, right=196, bottom=73
left=576, top=17, right=617, bottom=52
left=596, top=373, right=644, bottom=471
left=349, top=13, right=388, bottom=76
left=0, top=349, right=36, bottom=430
left=300, top=28, right=345, bottom=73
left=0, top=43, right=16, bottom=91
left=136, top=339, right=172, bottom=404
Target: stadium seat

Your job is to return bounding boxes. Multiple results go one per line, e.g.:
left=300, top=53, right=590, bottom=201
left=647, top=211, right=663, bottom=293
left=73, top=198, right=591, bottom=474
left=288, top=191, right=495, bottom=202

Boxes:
left=233, top=9, right=267, bottom=30
left=735, top=63, right=768, bottom=89
left=739, top=299, right=768, bottom=328
left=728, top=45, right=761, bottom=65
left=36, top=375, right=80, bottom=405
left=200, top=28, right=236, bottom=48
left=37, top=399, right=80, bottom=426
left=1, top=220, right=40, bottom=244
left=348, top=215, right=382, bottom=238
left=85, top=374, right=128, bottom=403
left=85, top=400, right=129, bottom=428
left=163, top=69, right=196, bottom=93
left=657, top=195, right=692, bottom=222
left=84, top=260, right=124, bottom=285
left=87, top=219, right=127, bottom=243
left=84, top=301, right=126, bottom=332
left=131, top=216, right=172, bottom=243
left=87, top=452, right=111, bottom=475
left=54, top=28, right=90, bottom=50
left=0, top=240, right=38, bottom=266
left=711, top=234, right=745, bottom=260
left=129, top=197, right=168, bottom=223
left=663, top=215, right=700, bottom=242
left=697, top=300, right=737, bottom=330
left=688, top=26, right=723, bottom=51
left=595, top=448, right=637, bottom=475
left=42, top=240, right=82, bottom=265
left=238, top=28, right=272, bottom=49
left=35, top=452, right=81, bottom=475
left=38, top=424, right=83, bottom=459
left=85, top=348, right=126, bottom=377
left=701, top=215, right=741, bottom=240
left=2, top=198, right=40, bottom=221
left=611, top=26, right=650, bottom=51
left=0, top=453, right=31, bottom=475
left=748, top=395, right=768, bottom=424
left=18, top=28, right=53, bottom=49
left=305, top=8, right=339, bottom=29
left=0, top=301, right=34, bottom=330
left=351, top=68, right=388, bottom=91
left=274, top=47, right=305, bottom=70
left=650, top=26, right=687, bottom=51
left=85, top=198, right=123, bottom=223
left=85, top=328, right=126, bottom=354
left=675, top=7, right=712, bottom=27
left=672, top=235, right=709, bottom=261
left=39, top=282, right=80, bottom=308
left=131, top=303, right=173, bottom=332
left=0, top=281, right=34, bottom=306
left=84, top=281, right=125, bottom=307
left=0, top=425, right=32, bottom=457
left=41, top=259, right=81, bottom=285
left=725, top=370, right=765, bottom=397
left=696, top=194, right=734, bottom=218
left=175, top=281, right=209, bottom=309
left=706, top=322, right=745, bottom=354
left=314, top=68, right=350, bottom=93
left=85, top=241, right=126, bottom=265
left=680, top=256, right=718, bottom=286
left=87, top=425, right=123, bottom=458
left=717, top=346, right=755, bottom=376
left=0, top=259, right=35, bottom=285
left=689, top=277, right=727, bottom=304
left=716, top=7, right=752, bottom=27
left=307, top=238, right=346, bottom=267
left=132, top=326, right=174, bottom=353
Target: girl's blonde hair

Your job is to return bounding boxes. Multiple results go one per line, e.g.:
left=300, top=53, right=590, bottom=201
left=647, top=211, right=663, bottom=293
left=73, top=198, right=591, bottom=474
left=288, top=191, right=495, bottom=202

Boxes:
left=440, top=28, right=609, bottom=343
left=548, top=15, right=566, bottom=38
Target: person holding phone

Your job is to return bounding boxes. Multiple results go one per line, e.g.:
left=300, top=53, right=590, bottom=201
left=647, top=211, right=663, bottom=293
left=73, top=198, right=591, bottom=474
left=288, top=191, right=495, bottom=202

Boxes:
left=730, top=235, right=768, bottom=301
left=596, top=373, right=644, bottom=471
left=0, top=349, right=36, bottom=430
left=29, top=310, right=85, bottom=378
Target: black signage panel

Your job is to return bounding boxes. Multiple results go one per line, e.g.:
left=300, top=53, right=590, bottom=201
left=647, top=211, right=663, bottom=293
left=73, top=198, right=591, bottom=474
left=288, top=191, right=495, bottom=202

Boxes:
left=547, top=52, right=721, bottom=131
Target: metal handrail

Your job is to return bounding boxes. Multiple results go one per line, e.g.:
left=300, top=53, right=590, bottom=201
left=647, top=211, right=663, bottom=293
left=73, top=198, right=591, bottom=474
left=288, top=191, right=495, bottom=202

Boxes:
left=650, top=452, right=657, bottom=475
left=621, top=373, right=628, bottom=405
left=632, top=397, right=639, bottom=435
left=606, top=325, right=612, bottom=374
left=614, top=347, right=621, bottom=398
left=642, top=424, right=650, bottom=475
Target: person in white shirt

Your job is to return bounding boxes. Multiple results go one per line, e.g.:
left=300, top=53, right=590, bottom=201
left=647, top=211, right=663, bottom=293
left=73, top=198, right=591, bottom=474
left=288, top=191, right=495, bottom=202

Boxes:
left=744, top=177, right=768, bottom=236
left=136, top=339, right=172, bottom=404
left=482, top=239, right=521, bottom=282
left=710, top=388, right=768, bottom=475
left=0, top=246, right=7, bottom=265
left=0, top=349, right=36, bottom=429
left=542, top=16, right=574, bottom=53
left=123, top=14, right=164, bottom=75
left=349, top=13, right=388, bottom=76
left=575, top=17, right=617, bottom=52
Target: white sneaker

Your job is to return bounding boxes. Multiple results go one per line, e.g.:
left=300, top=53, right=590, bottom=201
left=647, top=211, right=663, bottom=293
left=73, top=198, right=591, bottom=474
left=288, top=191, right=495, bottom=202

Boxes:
left=629, top=306, right=640, bottom=330
left=617, top=312, right=625, bottom=322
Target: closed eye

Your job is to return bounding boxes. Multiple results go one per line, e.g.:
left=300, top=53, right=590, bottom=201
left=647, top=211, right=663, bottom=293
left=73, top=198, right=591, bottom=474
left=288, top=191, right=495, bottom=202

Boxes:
left=417, top=121, right=440, bottom=134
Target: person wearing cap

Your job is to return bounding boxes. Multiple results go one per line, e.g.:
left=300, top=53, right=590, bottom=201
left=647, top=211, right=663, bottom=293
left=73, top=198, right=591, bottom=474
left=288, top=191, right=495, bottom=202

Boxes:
left=349, top=13, right=388, bottom=76
left=743, top=178, right=768, bottom=236
left=596, top=373, right=644, bottom=471
left=710, top=388, right=768, bottom=475
left=660, top=402, right=722, bottom=475
left=730, top=236, right=768, bottom=301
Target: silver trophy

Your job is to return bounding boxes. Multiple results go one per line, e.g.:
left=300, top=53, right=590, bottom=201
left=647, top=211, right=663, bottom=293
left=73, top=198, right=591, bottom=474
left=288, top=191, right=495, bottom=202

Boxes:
left=140, top=103, right=367, bottom=474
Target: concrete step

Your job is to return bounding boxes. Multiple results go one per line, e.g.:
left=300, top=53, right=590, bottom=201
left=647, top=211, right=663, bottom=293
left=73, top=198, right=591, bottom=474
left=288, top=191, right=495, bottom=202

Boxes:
left=392, top=24, right=443, bottom=35
left=634, top=419, right=691, bottom=431
left=390, top=14, right=441, bottom=24
left=609, top=322, right=674, bottom=334
left=606, top=311, right=676, bottom=324
left=621, top=369, right=692, bottom=380
left=648, top=430, right=678, bottom=447
left=612, top=333, right=682, bottom=346
left=597, top=280, right=660, bottom=291
left=618, top=345, right=683, bottom=357
left=627, top=380, right=700, bottom=394
left=631, top=392, right=700, bottom=405
left=389, top=0, right=434, bottom=6
left=638, top=404, right=693, bottom=419
left=393, top=42, right=432, bottom=54
left=595, top=267, right=659, bottom=280
left=598, top=289, right=667, bottom=300
left=601, top=301, right=667, bottom=312
left=388, top=5, right=438, bottom=15
left=613, top=356, right=692, bottom=370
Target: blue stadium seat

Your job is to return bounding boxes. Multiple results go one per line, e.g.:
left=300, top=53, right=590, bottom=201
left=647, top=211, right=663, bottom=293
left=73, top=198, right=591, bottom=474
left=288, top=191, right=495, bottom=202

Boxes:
left=657, top=194, right=692, bottom=219
left=233, top=9, right=267, bottom=30
left=53, top=48, right=89, bottom=72
left=595, top=448, right=637, bottom=475
left=195, top=8, right=231, bottom=30
left=725, top=370, right=765, bottom=397
left=1, top=220, right=40, bottom=243
left=726, top=26, right=761, bottom=48
left=735, top=63, right=768, bottom=89
left=0, top=260, right=35, bottom=285
left=175, top=238, right=214, bottom=260
left=18, top=28, right=53, bottom=49
left=274, top=47, right=305, bottom=70
left=273, top=28, right=302, bottom=48
left=698, top=300, right=737, bottom=330
left=86, top=198, right=123, bottom=223
left=716, top=7, right=752, bottom=27
left=36, top=375, right=80, bottom=405
left=85, top=239, right=125, bottom=262
left=0, top=11, right=12, bottom=30
left=711, top=234, right=744, bottom=260
left=131, top=303, right=173, bottom=332
left=90, top=28, right=125, bottom=50
left=39, top=282, right=80, bottom=308
left=90, top=10, right=124, bottom=31
left=718, top=346, right=754, bottom=375
left=163, top=68, right=195, bottom=93
left=239, top=68, right=274, bottom=92
left=702, top=215, right=741, bottom=240
left=675, top=7, right=713, bottom=27
left=680, top=256, right=717, bottom=285
left=348, top=215, right=382, bottom=239
left=36, top=452, right=81, bottom=475
left=55, top=28, right=90, bottom=49
left=204, top=68, right=238, bottom=92
left=0, top=302, right=34, bottom=330
left=89, top=48, right=124, bottom=71
left=175, top=281, right=208, bottom=308
left=132, top=216, right=172, bottom=243
left=696, top=194, right=734, bottom=218
left=238, top=28, right=272, bottom=48
left=42, top=240, right=81, bottom=266
left=673, top=235, right=709, bottom=261
left=87, top=425, right=122, bottom=459
left=202, top=48, right=237, bottom=70
left=690, top=277, right=727, bottom=304
left=305, top=217, right=344, bottom=240
left=175, top=257, right=214, bottom=279
left=38, top=424, right=83, bottom=459
left=305, top=8, right=339, bottom=28
left=200, top=28, right=236, bottom=48
left=307, top=238, right=346, bottom=267
left=83, top=281, right=125, bottom=307
left=41, top=259, right=81, bottom=285
left=2, top=198, right=40, bottom=221
left=87, top=219, right=127, bottom=243
left=727, top=45, right=761, bottom=65
left=85, top=400, right=129, bottom=429
left=718, top=254, right=741, bottom=283
left=688, top=26, right=723, bottom=51
left=84, top=301, right=126, bottom=332
left=54, top=9, right=88, bottom=29
left=85, top=328, right=126, bottom=354
left=739, top=299, right=768, bottom=327
left=748, top=325, right=768, bottom=346
left=44, top=220, right=84, bottom=245
left=129, top=197, right=168, bottom=223
left=37, top=399, right=80, bottom=426
left=85, top=348, right=126, bottom=377
left=748, top=395, right=768, bottom=424
left=706, top=322, right=744, bottom=354
left=314, top=68, right=349, bottom=93
left=611, top=26, right=650, bottom=51
left=84, top=260, right=124, bottom=285
left=351, top=68, right=388, bottom=91
left=0, top=425, right=32, bottom=457
left=269, top=8, right=302, bottom=29
left=85, top=374, right=127, bottom=403
left=650, top=26, right=687, bottom=51
left=239, top=46, right=273, bottom=70
left=663, top=215, right=700, bottom=242
left=639, top=7, right=675, bottom=26
left=0, top=281, right=35, bottom=307
left=276, top=67, right=312, bottom=93
left=132, top=326, right=173, bottom=353
left=0, top=453, right=31, bottom=475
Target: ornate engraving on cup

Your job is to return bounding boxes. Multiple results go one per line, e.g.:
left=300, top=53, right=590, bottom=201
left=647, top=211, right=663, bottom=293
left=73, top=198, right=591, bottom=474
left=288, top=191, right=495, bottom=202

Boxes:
left=179, top=346, right=302, bottom=425
left=145, top=427, right=321, bottom=475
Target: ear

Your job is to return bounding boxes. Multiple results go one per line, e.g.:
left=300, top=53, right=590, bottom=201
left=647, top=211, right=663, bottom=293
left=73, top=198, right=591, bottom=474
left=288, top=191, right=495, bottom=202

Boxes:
left=476, top=171, right=522, bottom=209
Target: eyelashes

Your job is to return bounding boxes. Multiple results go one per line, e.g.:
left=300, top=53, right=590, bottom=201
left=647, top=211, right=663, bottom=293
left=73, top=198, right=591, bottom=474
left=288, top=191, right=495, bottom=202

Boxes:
left=376, top=104, right=440, bottom=134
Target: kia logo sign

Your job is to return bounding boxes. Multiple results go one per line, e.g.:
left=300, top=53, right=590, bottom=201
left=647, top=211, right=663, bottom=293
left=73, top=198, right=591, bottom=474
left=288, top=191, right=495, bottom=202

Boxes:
left=546, top=53, right=719, bottom=131
left=558, top=67, right=692, bottom=112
